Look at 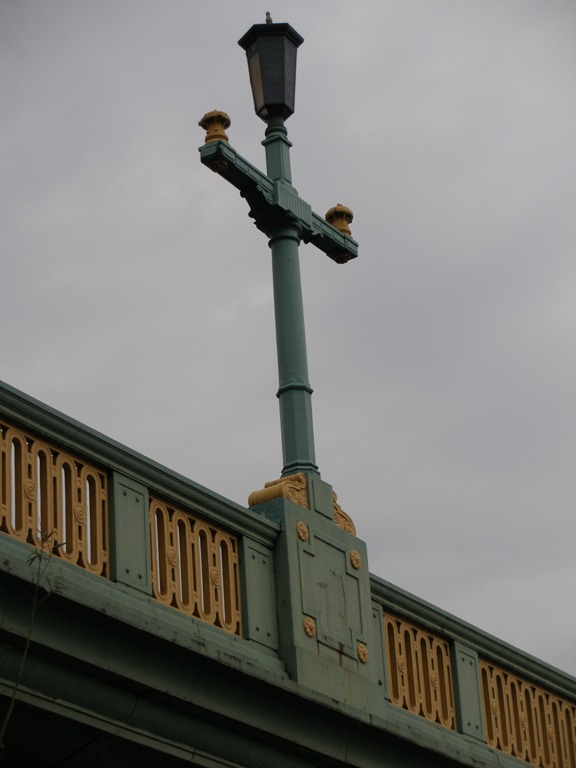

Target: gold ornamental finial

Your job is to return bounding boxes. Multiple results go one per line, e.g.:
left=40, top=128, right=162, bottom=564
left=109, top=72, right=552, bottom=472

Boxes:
left=198, top=110, right=231, bottom=143
left=325, top=204, right=354, bottom=237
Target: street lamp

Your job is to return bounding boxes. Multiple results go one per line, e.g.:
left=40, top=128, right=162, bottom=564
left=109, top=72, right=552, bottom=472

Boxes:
left=238, top=22, right=304, bottom=124
left=199, top=19, right=358, bottom=502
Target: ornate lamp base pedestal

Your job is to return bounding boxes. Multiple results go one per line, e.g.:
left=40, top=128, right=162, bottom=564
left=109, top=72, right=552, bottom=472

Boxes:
left=248, top=473, right=356, bottom=534
left=247, top=476, right=384, bottom=714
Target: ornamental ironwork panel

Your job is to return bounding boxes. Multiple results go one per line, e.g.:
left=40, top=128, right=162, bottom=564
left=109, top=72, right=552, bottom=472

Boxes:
left=0, top=420, right=108, bottom=576
left=384, top=613, right=456, bottom=730
left=480, top=659, right=576, bottom=768
left=150, top=497, right=241, bottom=636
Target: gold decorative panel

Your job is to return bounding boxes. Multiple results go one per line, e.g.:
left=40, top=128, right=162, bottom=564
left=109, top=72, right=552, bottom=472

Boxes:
left=0, top=421, right=108, bottom=576
left=333, top=492, right=356, bottom=535
left=384, top=613, right=456, bottom=730
left=480, top=659, right=576, bottom=768
left=150, top=497, right=241, bottom=636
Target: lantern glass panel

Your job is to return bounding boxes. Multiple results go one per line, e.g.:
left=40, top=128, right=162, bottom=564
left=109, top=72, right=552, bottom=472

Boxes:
left=246, top=48, right=265, bottom=117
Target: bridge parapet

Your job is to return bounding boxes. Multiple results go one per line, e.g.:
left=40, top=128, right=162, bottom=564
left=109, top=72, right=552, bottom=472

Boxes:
left=371, top=577, right=576, bottom=768
left=0, top=380, right=280, bottom=664
left=1, top=379, right=574, bottom=768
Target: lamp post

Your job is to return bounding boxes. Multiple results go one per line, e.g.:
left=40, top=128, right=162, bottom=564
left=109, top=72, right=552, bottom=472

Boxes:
left=199, top=20, right=357, bottom=484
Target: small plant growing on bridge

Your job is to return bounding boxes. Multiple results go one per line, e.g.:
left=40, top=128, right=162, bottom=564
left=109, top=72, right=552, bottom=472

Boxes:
left=0, top=531, right=64, bottom=760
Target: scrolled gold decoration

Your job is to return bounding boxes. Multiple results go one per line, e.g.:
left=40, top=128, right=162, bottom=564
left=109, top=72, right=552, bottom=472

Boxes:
left=333, top=492, right=356, bottom=535
left=350, top=549, right=362, bottom=569
left=296, top=521, right=309, bottom=542
left=23, top=480, right=36, bottom=501
left=303, top=617, right=317, bottom=638
left=73, top=505, right=86, bottom=524
left=357, top=643, right=369, bottom=663
left=167, top=548, right=179, bottom=567
left=210, top=567, right=221, bottom=586
left=248, top=473, right=309, bottom=510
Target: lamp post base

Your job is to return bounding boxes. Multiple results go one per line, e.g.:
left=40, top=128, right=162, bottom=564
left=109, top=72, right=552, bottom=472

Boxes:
left=248, top=472, right=356, bottom=535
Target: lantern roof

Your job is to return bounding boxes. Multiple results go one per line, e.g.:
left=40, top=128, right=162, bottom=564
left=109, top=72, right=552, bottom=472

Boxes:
left=238, top=23, right=304, bottom=53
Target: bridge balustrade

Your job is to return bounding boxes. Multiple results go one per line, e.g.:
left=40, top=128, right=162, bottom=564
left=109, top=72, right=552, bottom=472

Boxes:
left=150, top=495, right=241, bottom=636
left=383, top=612, right=456, bottom=730
left=1, top=381, right=574, bottom=768
left=480, top=659, right=575, bottom=768
left=372, top=580, right=576, bottom=768
left=0, top=419, right=108, bottom=576
left=0, top=404, right=252, bottom=642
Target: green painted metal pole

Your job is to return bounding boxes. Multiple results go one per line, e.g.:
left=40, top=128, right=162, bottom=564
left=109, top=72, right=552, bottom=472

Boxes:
left=263, top=120, right=318, bottom=477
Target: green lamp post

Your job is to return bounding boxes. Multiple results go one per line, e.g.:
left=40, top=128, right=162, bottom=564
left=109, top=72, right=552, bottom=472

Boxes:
left=199, top=20, right=357, bottom=483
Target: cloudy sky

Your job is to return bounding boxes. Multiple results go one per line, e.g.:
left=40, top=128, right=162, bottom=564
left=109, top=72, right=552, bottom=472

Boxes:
left=2, top=0, right=575, bottom=676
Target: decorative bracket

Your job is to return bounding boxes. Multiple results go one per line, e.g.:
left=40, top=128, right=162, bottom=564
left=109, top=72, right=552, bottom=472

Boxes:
left=248, top=473, right=309, bottom=509
left=248, top=474, right=356, bottom=534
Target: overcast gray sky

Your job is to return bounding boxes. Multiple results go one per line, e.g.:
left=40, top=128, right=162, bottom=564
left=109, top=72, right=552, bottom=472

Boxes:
left=1, top=0, right=575, bottom=676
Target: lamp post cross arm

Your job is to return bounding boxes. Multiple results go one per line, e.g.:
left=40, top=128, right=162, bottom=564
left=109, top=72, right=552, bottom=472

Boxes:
left=199, top=138, right=358, bottom=264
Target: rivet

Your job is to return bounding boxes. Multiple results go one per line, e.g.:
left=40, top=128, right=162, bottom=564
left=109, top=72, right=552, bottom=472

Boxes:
left=357, top=643, right=369, bottom=663
left=303, top=617, right=316, bottom=638
left=296, top=521, right=309, bottom=542
left=350, top=550, right=362, bottom=570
